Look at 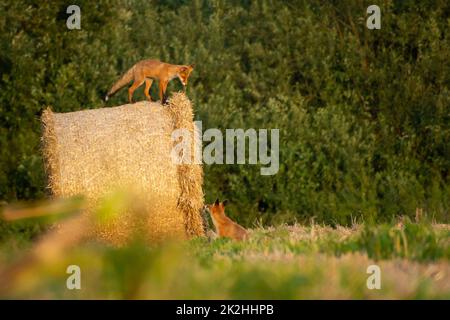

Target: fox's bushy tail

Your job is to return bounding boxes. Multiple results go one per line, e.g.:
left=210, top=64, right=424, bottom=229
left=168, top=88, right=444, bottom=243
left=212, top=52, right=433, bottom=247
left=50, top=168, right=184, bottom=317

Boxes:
left=104, top=66, right=135, bottom=101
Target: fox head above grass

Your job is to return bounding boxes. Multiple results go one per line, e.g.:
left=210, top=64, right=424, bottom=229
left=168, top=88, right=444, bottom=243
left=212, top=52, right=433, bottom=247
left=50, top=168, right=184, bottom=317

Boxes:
left=205, top=199, right=228, bottom=221
left=204, top=199, right=248, bottom=241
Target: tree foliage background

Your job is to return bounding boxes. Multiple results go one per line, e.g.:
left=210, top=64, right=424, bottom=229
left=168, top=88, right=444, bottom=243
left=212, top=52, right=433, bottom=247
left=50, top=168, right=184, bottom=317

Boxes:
left=0, top=0, right=449, bottom=226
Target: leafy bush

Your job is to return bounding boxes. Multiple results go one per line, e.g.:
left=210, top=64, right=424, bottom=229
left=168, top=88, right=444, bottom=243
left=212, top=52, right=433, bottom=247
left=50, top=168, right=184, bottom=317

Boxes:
left=0, top=0, right=448, bottom=225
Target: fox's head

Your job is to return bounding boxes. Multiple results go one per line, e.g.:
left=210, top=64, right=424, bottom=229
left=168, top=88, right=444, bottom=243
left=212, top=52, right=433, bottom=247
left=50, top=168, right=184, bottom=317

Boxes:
left=204, top=198, right=228, bottom=220
left=178, top=64, right=195, bottom=87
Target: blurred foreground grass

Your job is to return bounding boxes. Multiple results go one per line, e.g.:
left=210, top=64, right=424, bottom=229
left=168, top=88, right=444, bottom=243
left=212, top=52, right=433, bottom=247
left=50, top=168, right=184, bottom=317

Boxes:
left=0, top=216, right=448, bottom=299
left=0, top=195, right=448, bottom=299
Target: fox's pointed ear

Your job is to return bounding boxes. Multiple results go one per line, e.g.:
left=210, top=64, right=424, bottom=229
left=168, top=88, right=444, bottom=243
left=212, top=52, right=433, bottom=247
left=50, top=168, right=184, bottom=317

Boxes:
left=189, top=63, right=195, bottom=69
left=222, top=199, right=229, bottom=206
left=214, top=198, right=220, bottom=206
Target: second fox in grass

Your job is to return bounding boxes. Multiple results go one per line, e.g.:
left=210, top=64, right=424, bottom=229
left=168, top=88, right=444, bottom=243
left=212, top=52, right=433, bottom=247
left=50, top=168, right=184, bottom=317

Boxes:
left=105, top=59, right=194, bottom=104
left=205, top=199, right=248, bottom=241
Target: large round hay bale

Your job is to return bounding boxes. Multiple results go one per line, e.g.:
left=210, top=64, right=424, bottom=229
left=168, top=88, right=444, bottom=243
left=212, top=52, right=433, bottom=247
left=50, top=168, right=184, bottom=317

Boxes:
left=41, top=93, right=204, bottom=244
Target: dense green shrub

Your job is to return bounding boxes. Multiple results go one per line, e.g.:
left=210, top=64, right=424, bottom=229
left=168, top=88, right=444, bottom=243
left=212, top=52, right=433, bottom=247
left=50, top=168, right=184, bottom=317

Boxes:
left=0, top=0, right=448, bottom=225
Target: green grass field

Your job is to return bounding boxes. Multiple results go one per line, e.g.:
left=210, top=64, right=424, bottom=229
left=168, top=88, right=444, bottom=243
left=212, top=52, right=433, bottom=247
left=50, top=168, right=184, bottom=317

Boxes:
left=0, top=214, right=448, bottom=299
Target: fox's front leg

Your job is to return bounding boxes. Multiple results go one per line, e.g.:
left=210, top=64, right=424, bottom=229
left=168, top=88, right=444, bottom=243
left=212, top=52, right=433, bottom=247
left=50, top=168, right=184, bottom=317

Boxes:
left=159, top=80, right=168, bottom=104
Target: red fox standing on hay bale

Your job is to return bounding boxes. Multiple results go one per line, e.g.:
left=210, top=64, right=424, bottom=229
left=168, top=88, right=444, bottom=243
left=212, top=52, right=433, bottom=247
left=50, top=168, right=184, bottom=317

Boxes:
left=104, top=59, right=195, bottom=104
left=205, top=199, right=248, bottom=241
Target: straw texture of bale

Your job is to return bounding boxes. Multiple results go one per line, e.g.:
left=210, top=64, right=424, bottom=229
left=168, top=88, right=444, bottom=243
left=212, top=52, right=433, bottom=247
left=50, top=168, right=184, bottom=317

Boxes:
left=41, top=93, right=204, bottom=244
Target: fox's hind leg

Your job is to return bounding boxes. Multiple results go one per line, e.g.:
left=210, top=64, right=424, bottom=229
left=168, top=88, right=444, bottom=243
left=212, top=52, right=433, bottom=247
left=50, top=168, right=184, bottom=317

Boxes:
left=128, top=78, right=145, bottom=103
left=144, top=79, right=153, bottom=101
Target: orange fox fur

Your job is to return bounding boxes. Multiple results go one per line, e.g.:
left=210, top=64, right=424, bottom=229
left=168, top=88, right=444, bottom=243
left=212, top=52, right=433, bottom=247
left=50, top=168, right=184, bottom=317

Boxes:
left=205, top=199, right=248, bottom=241
left=105, top=59, right=194, bottom=104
